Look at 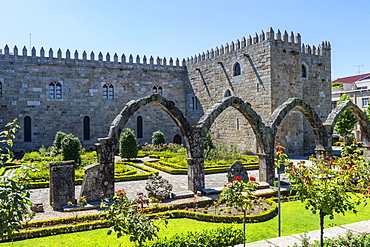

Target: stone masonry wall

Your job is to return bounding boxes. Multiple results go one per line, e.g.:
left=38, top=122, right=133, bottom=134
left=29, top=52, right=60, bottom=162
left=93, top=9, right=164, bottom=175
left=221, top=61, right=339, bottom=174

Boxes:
left=0, top=53, right=194, bottom=151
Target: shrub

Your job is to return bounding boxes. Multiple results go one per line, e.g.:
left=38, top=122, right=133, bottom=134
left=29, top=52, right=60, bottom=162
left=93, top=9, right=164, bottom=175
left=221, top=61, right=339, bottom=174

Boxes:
left=53, top=131, right=67, bottom=150
left=152, top=130, right=166, bottom=145
left=146, top=224, right=243, bottom=247
left=119, top=128, right=138, bottom=160
left=61, top=134, right=82, bottom=164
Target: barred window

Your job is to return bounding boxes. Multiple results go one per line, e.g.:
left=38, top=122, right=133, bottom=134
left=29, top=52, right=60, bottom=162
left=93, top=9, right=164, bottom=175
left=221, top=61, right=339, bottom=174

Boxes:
left=49, top=83, right=55, bottom=99
left=108, top=85, right=114, bottom=100
left=49, top=82, right=62, bottom=99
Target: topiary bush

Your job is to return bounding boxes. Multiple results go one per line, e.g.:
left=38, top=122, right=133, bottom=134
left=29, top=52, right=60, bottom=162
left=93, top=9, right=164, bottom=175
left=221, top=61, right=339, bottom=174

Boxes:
left=119, top=128, right=138, bottom=160
left=152, top=130, right=166, bottom=145
left=61, top=133, right=82, bottom=164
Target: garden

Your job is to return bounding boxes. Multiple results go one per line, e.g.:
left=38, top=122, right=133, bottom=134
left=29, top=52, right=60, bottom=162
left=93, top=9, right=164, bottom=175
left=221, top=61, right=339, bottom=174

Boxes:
left=2, top=122, right=370, bottom=246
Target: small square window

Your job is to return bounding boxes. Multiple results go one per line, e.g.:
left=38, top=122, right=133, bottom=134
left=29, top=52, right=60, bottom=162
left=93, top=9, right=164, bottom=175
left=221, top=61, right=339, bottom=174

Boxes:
left=362, top=98, right=369, bottom=107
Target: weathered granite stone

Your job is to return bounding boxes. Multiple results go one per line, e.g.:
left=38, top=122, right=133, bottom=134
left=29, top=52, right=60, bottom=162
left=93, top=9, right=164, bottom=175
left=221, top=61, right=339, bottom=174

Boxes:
left=227, top=160, right=249, bottom=182
left=49, top=161, right=75, bottom=211
left=145, top=174, right=173, bottom=200
left=79, top=162, right=114, bottom=202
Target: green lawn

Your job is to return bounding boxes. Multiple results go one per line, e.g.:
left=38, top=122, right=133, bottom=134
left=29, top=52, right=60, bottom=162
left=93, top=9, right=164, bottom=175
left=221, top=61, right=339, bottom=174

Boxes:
left=2, top=199, right=370, bottom=247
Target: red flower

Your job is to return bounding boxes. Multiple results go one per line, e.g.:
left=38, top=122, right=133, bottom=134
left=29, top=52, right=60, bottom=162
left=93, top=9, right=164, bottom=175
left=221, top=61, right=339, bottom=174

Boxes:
left=225, top=182, right=232, bottom=188
left=234, top=176, right=242, bottom=180
left=250, top=177, right=256, bottom=181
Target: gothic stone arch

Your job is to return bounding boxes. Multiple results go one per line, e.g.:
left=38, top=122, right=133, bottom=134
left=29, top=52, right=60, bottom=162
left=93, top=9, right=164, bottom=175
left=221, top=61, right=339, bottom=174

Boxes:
left=326, top=100, right=370, bottom=146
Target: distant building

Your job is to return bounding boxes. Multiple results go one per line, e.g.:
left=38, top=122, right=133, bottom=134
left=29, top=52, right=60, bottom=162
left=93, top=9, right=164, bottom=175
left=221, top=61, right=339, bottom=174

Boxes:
left=332, top=73, right=370, bottom=140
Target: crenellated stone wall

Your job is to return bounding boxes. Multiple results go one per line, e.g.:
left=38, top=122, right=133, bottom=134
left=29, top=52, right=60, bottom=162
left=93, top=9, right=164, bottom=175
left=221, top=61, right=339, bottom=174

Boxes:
left=0, top=27, right=331, bottom=156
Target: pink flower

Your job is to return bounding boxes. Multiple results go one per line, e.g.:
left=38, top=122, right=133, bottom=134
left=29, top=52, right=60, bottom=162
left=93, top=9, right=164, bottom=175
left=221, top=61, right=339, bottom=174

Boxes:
left=250, top=177, right=256, bottom=181
left=234, top=176, right=242, bottom=180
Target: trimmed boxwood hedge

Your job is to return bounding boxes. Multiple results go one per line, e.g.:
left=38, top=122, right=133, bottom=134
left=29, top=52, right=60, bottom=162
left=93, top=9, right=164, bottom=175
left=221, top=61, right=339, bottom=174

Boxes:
left=144, top=160, right=259, bottom=175
left=27, top=162, right=159, bottom=188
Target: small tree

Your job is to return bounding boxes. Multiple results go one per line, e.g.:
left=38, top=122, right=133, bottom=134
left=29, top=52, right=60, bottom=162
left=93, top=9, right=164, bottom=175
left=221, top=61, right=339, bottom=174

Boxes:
left=61, top=133, right=82, bottom=164
left=152, top=130, right=165, bottom=145
left=119, top=128, right=138, bottom=160
left=101, top=189, right=168, bottom=247
left=0, top=119, right=35, bottom=239
left=220, top=177, right=258, bottom=247
left=286, top=152, right=370, bottom=247
left=334, top=94, right=357, bottom=137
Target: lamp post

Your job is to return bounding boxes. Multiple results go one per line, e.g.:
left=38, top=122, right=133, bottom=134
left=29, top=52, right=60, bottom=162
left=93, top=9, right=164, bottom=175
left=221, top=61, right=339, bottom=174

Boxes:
left=277, top=160, right=284, bottom=237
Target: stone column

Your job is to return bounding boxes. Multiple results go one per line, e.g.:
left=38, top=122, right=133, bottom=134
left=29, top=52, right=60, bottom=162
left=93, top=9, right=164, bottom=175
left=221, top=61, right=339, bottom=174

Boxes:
left=187, top=158, right=205, bottom=193
left=49, top=161, right=75, bottom=211
left=257, top=153, right=275, bottom=185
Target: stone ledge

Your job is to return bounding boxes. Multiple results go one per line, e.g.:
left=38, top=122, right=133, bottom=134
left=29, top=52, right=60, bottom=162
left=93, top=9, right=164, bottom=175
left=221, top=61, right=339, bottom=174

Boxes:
left=172, top=191, right=195, bottom=199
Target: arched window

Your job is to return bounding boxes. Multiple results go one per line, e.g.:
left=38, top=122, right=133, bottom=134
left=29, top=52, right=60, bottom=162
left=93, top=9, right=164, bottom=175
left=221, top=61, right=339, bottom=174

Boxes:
left=233, top=62, right=241, bottom=76
left=83, top=116, right=90, bottom=140
left=108, top=85, right=114, bottom=100
left=56, top=83, right=62, bottom=99
left=103, top=84, right=114, bottom=100
left=152, top=86, right=157, bottom=94
left=103, top=84, right=108, bottom=99
left=49, top=83, right=55, bottom=99
left=302, top=64, right=307, bottom=78
left=158, top=86, right=163, bottom=95
left=224, top=89, right=232, bottom=97
left=137, top=116, right=143, bottom=138
left=173, top=134, right=182, bottom=144
left=24, top=116, right=32, bottom=142
left=0, top=82, right=2, bottom=98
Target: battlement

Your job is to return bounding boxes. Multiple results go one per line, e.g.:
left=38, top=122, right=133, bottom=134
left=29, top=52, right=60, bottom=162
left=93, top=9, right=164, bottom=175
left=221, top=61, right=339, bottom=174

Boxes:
left=186, top=27, right=331, bottom=65
left=0, top=44, right=187, bottom=69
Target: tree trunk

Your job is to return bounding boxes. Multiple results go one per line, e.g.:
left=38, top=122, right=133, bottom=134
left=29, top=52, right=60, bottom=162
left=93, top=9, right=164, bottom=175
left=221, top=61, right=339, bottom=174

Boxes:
left=319, top=210, right=325, bottom=247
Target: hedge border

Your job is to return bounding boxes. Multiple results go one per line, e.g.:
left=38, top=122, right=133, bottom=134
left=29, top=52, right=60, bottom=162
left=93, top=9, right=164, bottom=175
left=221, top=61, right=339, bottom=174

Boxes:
left=1, top=198, right=278, bottom=242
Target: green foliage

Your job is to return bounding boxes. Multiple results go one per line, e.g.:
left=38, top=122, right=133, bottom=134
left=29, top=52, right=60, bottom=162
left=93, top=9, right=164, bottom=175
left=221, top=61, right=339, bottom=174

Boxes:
left=0, top=119, right=19, bottom=163
left=204, top=133, right=215, bottom=160
left=101, top=190, right=168, bottom=247
left=146, top=224, right=243, bottom=247
left=0, top=120, right=35, bottom=239
left=286, top=149, right=370, bottom=246
left=205, top=142, right=241, bottom=162
left=331, top=82, right=342, bottom=88
left=53, top=131, right=67, bottom=150
left=61, top=133, right=82, bottom=164
left=152, top=130, right=166, bottom=145
left=119, top=128, right=138, bottom=160
left=334, top=94, right=357, bottom=136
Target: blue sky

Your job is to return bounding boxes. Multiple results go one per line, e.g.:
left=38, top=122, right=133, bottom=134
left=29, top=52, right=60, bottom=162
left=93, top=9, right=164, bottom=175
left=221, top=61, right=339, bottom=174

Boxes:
left=1, top=0, right=369, bottom=79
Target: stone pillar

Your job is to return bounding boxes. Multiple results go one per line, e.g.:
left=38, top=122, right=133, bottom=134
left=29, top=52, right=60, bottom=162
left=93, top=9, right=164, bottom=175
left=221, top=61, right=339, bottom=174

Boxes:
left=49, top=161, right=75, bottom=211
left=80, top=163, right=114, bottom=202
left=257, top=153, right=275, bottom=185
left=187, top=158, right=205, bottom=193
